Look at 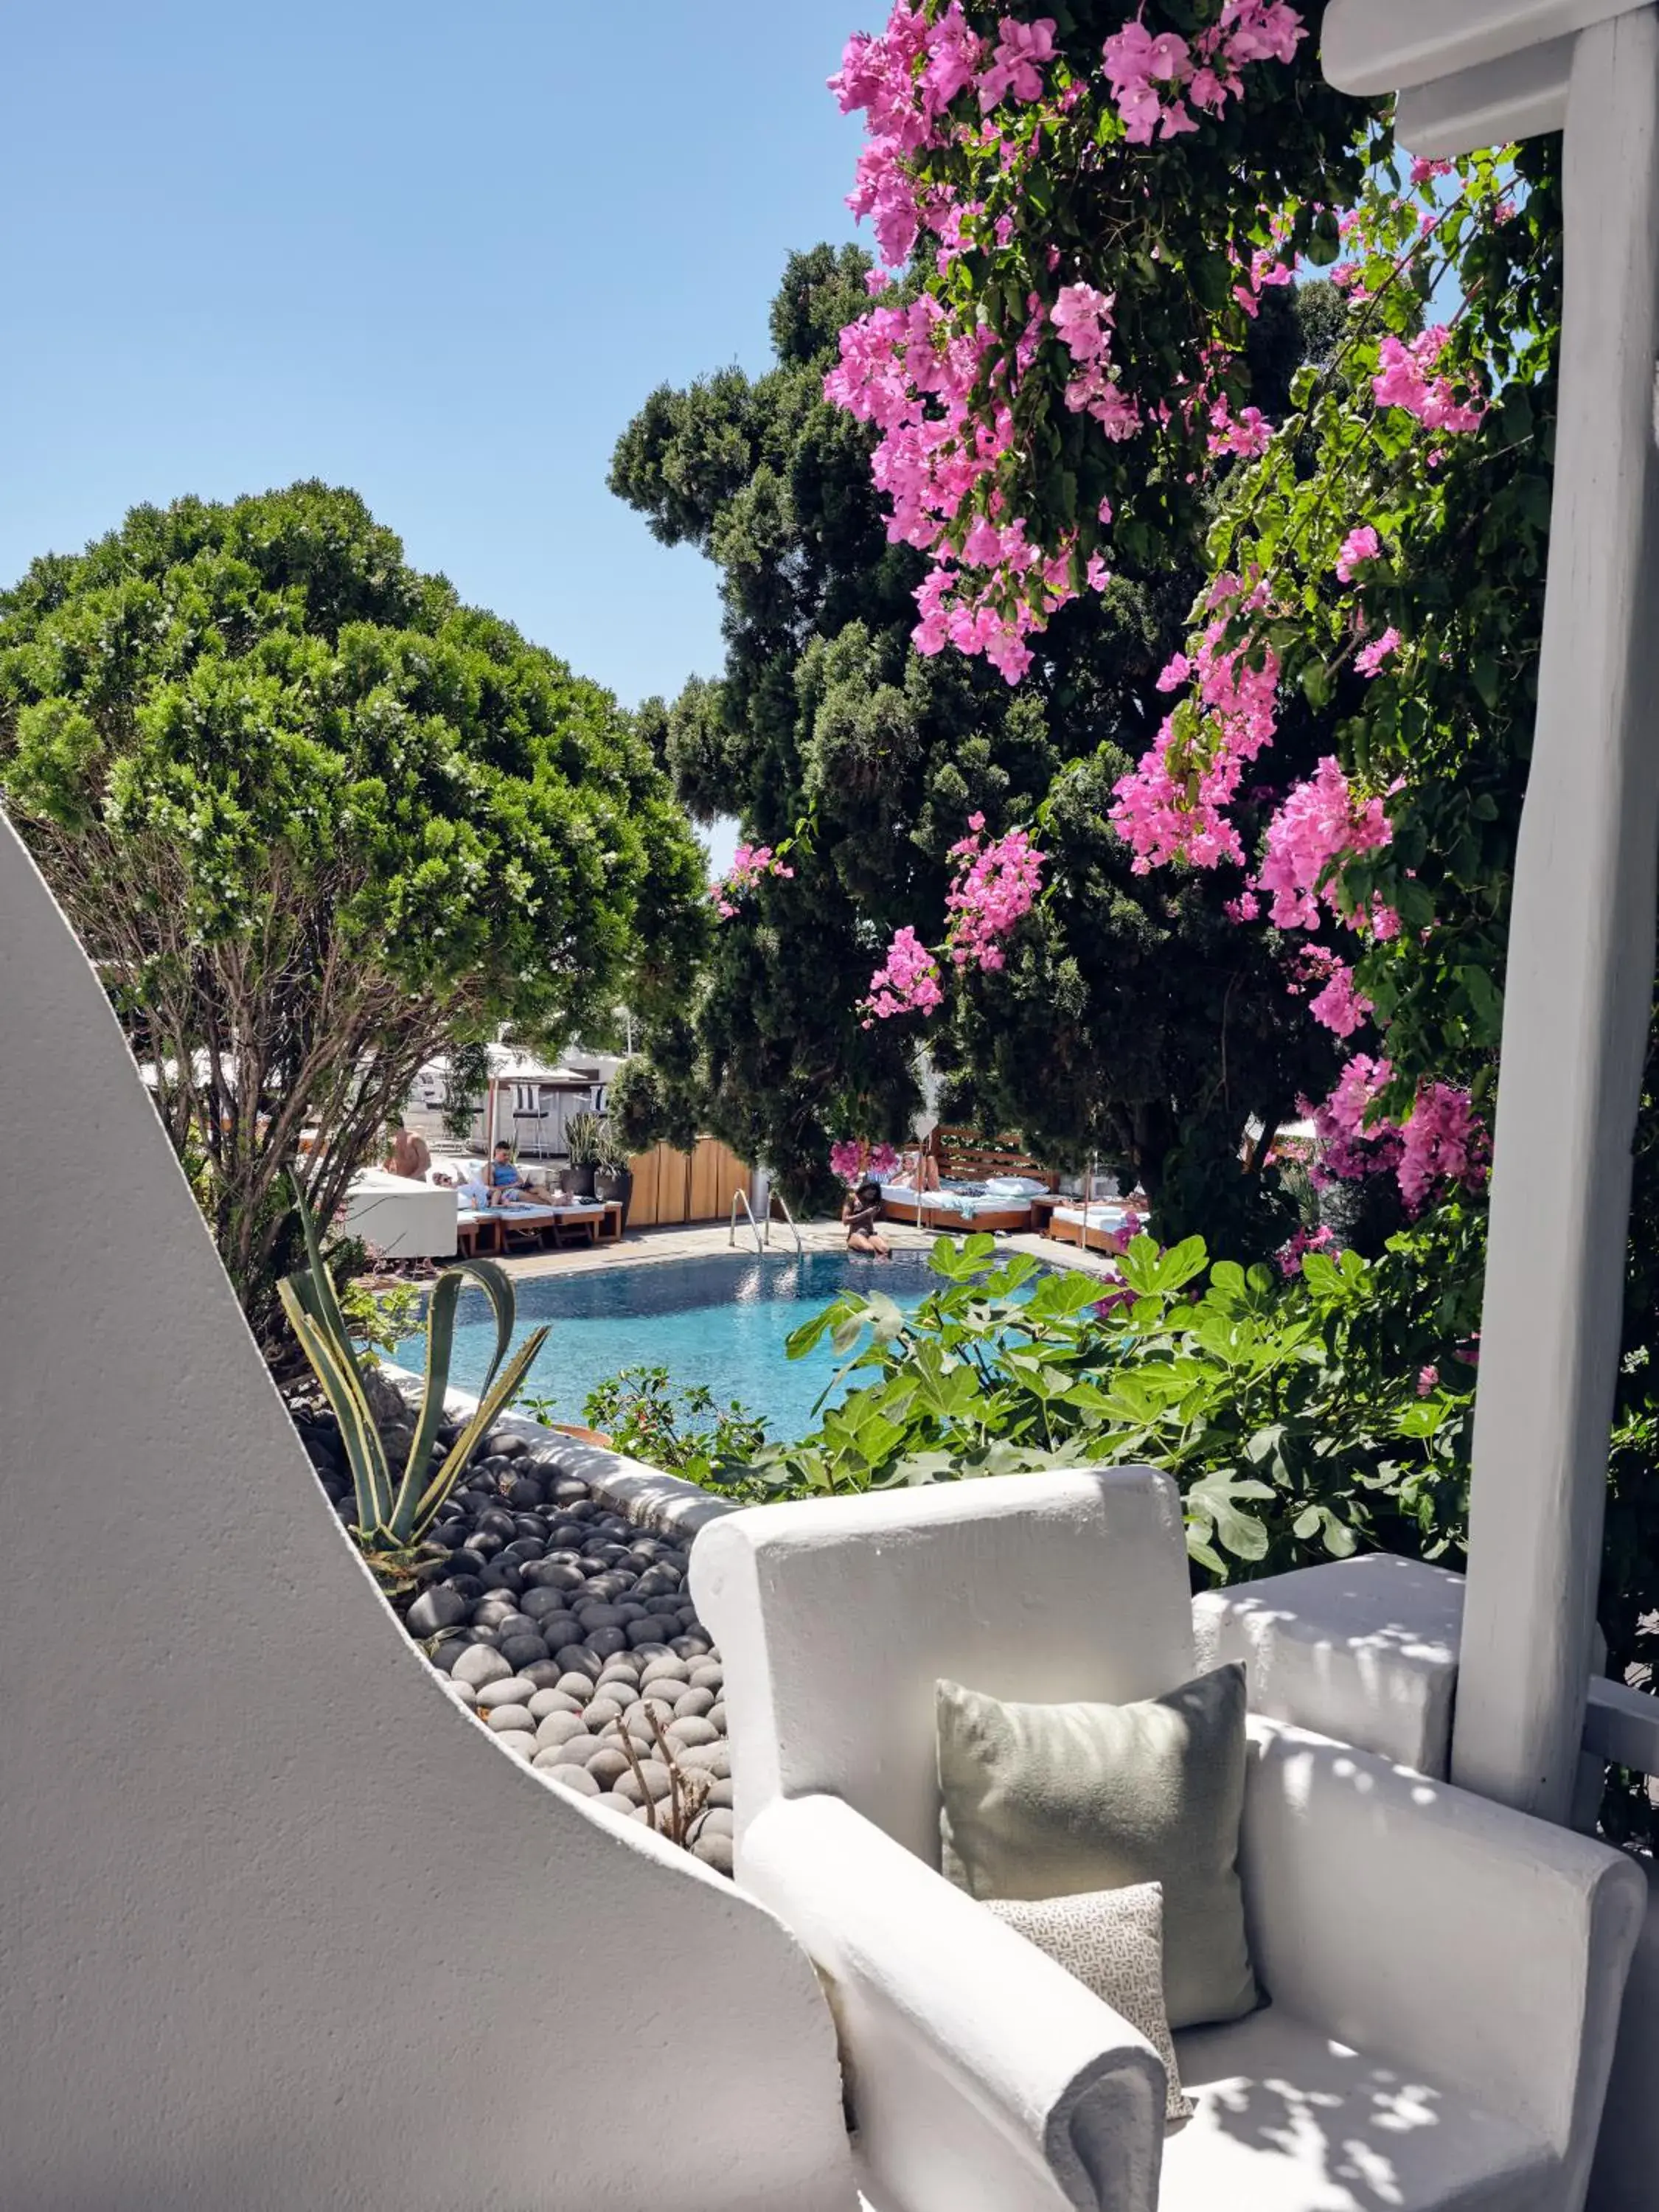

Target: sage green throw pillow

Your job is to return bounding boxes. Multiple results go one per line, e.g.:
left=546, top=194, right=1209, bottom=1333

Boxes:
left=936, top=1663, right=1257, bottom=2030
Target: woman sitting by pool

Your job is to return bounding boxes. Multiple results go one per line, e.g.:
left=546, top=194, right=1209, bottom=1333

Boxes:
left=842, top=1177, right=891, bottom=1257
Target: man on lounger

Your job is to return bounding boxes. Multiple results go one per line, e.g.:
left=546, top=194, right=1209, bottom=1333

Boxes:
left=484, top=1141, right=552, bottom=1208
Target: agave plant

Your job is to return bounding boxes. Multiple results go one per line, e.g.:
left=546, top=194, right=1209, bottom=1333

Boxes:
left=278, top=1177, right=549, bottom=1560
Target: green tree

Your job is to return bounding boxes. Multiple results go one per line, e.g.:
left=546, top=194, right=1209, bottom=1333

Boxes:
left=611, top=244, right=1337, bottom=1241
left=0, top=481, right=708, bottom=1338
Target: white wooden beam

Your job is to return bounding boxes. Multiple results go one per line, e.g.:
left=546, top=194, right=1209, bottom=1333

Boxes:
left=1450, top=7, right=1659, bottom=1821
left=1394, top=35, right=1573, bottom=155
left=1583, top=1677, right=1659, bottom=1773
left=1322, top=0, right=1651, bottom=95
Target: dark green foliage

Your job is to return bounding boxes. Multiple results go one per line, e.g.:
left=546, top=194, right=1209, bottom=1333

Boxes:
left=0, top=481, right=707, bottom=1335
left=608, top=1052, right=699, bottom=1155
left=441, top=1039, right=493, bottom=1143
left=611, top=246, right=1335, bottom=1242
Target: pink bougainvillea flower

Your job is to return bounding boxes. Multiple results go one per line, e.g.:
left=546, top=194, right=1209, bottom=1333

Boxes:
left=1051, top=282, right=1116, bottom=362
left=978, top=15, right=1057, bottom=109
left=830, top=1138, right=902, bottom=1185
left=1355, top=625, right=1402, bottom=678
left=1334, top=524, right=1380, bottom=582
left=1277, top=1222, right=1337, bottom=1276
left=1373, top=327, right=1484, bottom=435
left=944, top=820, right=1046, bottom=968
left=1298, top=950, right=1373, bottom=1038
left=861, top=925, right=947, bottom=1023
left=710, top=840, right=794, bottom=915
left=1255, top=757, right=1391, bottom=931
left=1305, top=1057, right=1486, bottom=1213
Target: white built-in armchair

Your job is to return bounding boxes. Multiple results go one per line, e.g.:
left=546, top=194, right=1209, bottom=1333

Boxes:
left=691, top=1468, right=1646, bottom=2212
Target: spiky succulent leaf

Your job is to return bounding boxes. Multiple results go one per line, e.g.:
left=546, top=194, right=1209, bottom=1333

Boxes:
left=288, top=1170, right=358, bottom=1380
left=389, top=1256, right=517, bottom=1526
left=454, top=1256, right=516, bottom=1393
left=279, top=1276, right=393, bottom=1533
left=405, top=1325, right=551, bottom=1542
left=386, top=1272, right=462, bottom=1536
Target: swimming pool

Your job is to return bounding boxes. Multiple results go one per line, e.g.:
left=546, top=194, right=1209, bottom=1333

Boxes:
left=392, top=1248, right=980, bottom=1441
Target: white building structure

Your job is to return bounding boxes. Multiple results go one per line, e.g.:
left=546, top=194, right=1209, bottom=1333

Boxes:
left=412, top=1040, right=619, bottom=1155
left=0, top=813, right=857, bottom=2211
left=1325, top=0, right=1659, bottom=1829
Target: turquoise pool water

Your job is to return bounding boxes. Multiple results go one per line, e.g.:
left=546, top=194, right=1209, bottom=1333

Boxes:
left=392, top=1248, right=974, bottom=1441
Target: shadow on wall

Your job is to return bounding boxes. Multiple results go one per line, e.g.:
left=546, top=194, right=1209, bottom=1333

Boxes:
left=0, top=813, right=854, bottom=2212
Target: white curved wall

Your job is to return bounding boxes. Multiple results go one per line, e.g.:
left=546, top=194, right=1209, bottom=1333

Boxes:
left=0, top=814, right=855, bottom=2212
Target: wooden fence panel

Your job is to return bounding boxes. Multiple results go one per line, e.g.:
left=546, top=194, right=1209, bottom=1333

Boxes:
left=625, top=1138, right=751, bottom=1227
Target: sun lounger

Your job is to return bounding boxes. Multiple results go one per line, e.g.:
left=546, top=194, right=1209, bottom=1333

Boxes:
left=456, top=1199, right=622, bottom=1256
left=1048, top=1200, right=1135, bottom=1253
left=877, top=1179, right=1037, bottom=1234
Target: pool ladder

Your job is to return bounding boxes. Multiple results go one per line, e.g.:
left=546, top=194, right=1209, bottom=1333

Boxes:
left=730, top=1186, right=804, bottom=1254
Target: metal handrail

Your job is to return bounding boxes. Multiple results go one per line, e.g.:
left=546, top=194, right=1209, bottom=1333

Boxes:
left=729, top=1189, right=764, bottom=1253
left=765, top=1187, right=804, bottom=1253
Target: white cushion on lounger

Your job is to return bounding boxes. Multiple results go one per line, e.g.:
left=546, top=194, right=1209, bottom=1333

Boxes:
left=985, top=1175, right=1048, bottom=1195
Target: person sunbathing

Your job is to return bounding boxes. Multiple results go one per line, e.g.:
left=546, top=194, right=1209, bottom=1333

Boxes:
left=908, top=1133, right=942, bottom=1192
left=843, top=1177, right=891, bottom=1257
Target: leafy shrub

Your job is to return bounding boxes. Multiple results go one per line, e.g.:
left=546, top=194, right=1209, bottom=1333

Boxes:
left=608, top=1054, right=699, bottom=1154
left=0, top=482, right=708, bottom=1343
left=742, top=1229, right=1478, bottom=1581
left=580, top=1366, right=769, bottom=1492
left=335, top=1272, right=428, bottom=1361
left=441, top=1040, right=493, bottom=1143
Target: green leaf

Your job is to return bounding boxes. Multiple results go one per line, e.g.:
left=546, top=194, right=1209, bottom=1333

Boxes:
left=1025, top=1267, right=1109, bottom=1322
left=1155, top=1237, right=1208, bottom=1293
left=860, top=1291, right=909, bottom=1343
left=288, top=1172, right=359, bottom=1382
left=786, top=1301, right=853, bottom=1360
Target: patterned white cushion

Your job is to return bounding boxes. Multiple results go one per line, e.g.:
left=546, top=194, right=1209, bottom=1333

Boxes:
left=984, top=1882, right=1194, bottom=2125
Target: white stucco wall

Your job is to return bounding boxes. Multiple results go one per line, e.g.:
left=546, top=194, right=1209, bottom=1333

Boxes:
left=341, top=1165, right=459, bottom=1259
left=0, top=813, right=855, bottom=2212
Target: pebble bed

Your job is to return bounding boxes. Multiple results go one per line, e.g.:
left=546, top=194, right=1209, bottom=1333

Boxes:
left=291, top=1405, right=734, bottom=1875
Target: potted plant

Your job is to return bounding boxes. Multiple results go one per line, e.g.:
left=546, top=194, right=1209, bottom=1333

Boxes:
left=564, top=1108, right=603, bottom=1198
left=593, top=1118, right=635, bottom=1227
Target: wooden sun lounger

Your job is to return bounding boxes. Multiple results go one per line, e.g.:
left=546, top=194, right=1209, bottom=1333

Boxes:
left=877, top=1193, right=1037, bottom=1234
left=457, top=1202, right=622, bottom=1257
left=879, top=1127, right=1056, bottom=1234
left=1046, top=1202, right=1134, bottom=1253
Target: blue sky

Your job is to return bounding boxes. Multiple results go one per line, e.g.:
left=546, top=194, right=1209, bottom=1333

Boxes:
left=1, top=2, right=869, bottom=865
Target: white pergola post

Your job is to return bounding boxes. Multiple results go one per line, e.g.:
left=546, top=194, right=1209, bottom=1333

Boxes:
left=1324, top=0, right=1659, bottom=1820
